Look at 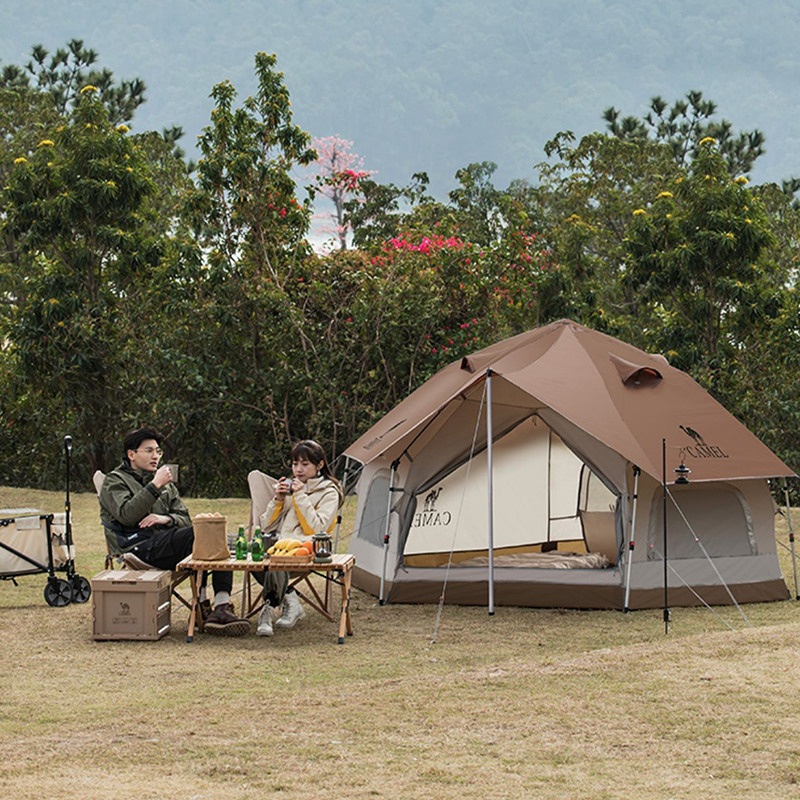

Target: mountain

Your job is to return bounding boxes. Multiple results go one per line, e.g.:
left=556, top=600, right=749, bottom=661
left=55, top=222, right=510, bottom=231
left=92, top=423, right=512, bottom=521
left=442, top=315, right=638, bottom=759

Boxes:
left=2, top=0, right=799, bottom=196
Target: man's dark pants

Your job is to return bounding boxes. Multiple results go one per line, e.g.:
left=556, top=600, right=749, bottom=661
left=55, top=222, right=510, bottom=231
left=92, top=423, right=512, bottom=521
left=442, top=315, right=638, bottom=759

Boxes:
left=130, top=526, right=233, bottom=594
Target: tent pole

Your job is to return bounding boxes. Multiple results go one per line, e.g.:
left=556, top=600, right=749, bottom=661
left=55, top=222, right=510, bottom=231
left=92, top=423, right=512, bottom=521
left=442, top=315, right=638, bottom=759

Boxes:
left=782, top=479, right=799, bottom=600
left=333, top=456, right=349, bottom=554
left=662, top=439, right=670, bottom=634
left=487, top=368, right=495, bottom=616
left=622, top=465, right=640, bottom=613
left=379, top=459, right=398, bottom=606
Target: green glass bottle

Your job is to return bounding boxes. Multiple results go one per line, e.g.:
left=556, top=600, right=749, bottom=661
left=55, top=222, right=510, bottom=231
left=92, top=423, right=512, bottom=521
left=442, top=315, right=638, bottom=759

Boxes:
left=251, top=527, right=264, bottom=562
left=235, top=526, right=248, bottom=561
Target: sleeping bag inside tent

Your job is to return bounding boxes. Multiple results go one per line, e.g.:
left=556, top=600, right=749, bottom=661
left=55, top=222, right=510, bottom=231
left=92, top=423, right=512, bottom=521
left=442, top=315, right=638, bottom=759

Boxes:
left=343, top=319, right=795, bottom=609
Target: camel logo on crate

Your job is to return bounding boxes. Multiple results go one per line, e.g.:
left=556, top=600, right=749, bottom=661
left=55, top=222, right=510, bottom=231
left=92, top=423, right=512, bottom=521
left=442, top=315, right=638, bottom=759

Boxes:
left=413, top=487, right=451, bottom=528
left=113, top=601, right=138, bottom=625
left=679, top=425, right=729, bottom=459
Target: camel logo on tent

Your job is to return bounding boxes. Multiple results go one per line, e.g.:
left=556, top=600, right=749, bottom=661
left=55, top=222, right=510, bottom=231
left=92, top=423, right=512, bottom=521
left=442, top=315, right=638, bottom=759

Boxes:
left=119, top=602, right=131, bottom=616
left=413, top=487, right=452, bottom=528
left=680, top=425, right=729, bottom=459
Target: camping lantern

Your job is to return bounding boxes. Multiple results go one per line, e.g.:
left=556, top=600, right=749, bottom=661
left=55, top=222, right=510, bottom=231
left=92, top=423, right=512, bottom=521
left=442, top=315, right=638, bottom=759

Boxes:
left=312, top=531, right=332, bottom=563
left=674, top=453, right=691, bottom=485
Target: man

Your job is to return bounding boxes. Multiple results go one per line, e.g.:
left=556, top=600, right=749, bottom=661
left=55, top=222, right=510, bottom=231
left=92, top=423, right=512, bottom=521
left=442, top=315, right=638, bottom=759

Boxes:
left=99, top=426, right=249, bottom=636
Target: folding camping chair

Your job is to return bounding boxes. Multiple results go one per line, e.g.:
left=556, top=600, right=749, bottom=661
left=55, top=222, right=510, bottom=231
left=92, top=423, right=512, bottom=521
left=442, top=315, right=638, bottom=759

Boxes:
left=245, top=470, right=343, bottom=618
left=92, top=471, right=192, bottom=613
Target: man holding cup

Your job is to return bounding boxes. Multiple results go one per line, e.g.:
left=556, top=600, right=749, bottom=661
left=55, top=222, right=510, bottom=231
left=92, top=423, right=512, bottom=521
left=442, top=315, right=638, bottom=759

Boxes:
left=99, top=426, right=249, bottom=636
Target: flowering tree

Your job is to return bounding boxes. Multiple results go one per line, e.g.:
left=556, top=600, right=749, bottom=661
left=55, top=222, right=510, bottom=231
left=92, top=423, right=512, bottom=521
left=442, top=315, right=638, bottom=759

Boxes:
left=308, top=135, right=374, bottom=249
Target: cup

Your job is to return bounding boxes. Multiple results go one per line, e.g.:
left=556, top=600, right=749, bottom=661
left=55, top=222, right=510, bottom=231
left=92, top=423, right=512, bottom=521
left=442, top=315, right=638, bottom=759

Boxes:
left=164, top=464, right=179, bottom=484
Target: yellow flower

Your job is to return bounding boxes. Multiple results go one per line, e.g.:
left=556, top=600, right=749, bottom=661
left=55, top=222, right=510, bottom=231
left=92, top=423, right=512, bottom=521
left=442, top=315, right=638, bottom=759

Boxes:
left=86, top=123, right=92, bottom=129
left=48, top=298, right=59, bottom=305
left=734, top=176, right=749, bottom=184
left=106, top=180, right=116, bottom=187
left=725, top=232, right=735, bottom=239
left=657, top=191, right=673, bottom=199
left=667, top=349, right=679, bottom=357
left=680, top=244, right=688, bottom=249
left=37, top=139, right=55, bottom=147
left=57, top=321, right=65, bottom=327
left=699, top=136, right=717, bottom=146
left=80, top=85, right=98, bottom=94
left=126, top=166, right=133, bottom=172
left=47, top=161, right=53, bottom=167
left=567, top=213, right=581, bottom=222
left=675, top=177, right=684, bottom=184
left=13, top=157, right=27, bottom=164
left=633, top=209, right=647, bottom=216
left=666, top=213, right=673, bottom=219
left=116, top=124, right=130, bottom=133
left=745, top=218, right=751, bottom=224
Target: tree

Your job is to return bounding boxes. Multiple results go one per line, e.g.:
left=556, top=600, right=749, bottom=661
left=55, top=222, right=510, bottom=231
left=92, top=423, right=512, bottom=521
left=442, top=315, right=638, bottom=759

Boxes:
left=0, top=86, right=166, bottom=475
left=345, top=171, right=431, bottom=247
left=0, top=39, right=146, bottom=125
left=624, top=137, right=777, bottom=386
left=603, top=90, right=766, bottom=176
left=308, top=136, right=374, bottom=249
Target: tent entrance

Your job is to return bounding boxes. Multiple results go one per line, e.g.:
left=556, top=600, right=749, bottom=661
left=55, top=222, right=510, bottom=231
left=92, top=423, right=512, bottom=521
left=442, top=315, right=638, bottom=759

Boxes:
left=402, top=417, right=617, bottom=568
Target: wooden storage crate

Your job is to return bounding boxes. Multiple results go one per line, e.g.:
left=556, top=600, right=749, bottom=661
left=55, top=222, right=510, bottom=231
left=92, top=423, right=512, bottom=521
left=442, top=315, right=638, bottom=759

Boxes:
left=92, top=569, right=171, bottom=641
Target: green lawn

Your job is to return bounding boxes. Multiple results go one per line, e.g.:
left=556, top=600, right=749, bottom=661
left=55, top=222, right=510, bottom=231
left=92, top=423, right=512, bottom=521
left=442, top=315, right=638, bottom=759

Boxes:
left=1, top=485, right=800, bottom=799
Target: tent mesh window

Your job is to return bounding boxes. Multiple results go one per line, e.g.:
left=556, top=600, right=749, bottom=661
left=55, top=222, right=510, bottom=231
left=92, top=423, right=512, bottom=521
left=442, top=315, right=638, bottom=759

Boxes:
left=357, top=473, right=390, bottom=547
left=646, top=484, right=757, bottom=560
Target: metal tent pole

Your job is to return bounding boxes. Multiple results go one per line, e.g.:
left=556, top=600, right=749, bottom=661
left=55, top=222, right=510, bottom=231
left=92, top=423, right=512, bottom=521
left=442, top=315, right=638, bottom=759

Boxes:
left=622, top=465, right=641, bottom=613
left=487, top=369, right=495, bottom=616
left=379, top=459, right=398, bottom=606
left=333, top=456, right=349, bottom=554
left=782, top=479, right=799, bottom=600
left=662, top=438, right=670, bottom=634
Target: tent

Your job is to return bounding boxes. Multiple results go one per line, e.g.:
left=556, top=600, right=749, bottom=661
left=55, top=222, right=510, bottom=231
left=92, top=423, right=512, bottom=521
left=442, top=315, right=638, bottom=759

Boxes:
left=342, top=320, right=795, bottom=610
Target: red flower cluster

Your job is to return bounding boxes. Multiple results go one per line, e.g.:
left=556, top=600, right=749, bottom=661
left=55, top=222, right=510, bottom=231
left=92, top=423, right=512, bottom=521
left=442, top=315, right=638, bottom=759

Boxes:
left=384, top=235, right=465, bottom=254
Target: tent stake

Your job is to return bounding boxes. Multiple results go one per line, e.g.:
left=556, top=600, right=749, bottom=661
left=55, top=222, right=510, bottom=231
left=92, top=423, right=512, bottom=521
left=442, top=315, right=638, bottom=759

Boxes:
left=782, top=479, right=799, bottom=600
left=662, top=439, right=670, bottom=634
left=487, top=369, right=495, bottom=616
left=623, top=465, right=640, bottom=613
left=379, top=459, right=398, bottom=606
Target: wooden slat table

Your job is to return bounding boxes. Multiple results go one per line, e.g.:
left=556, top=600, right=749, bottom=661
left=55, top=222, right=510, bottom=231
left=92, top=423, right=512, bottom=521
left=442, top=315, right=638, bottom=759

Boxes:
left=176, top=553, right=355, bottom=644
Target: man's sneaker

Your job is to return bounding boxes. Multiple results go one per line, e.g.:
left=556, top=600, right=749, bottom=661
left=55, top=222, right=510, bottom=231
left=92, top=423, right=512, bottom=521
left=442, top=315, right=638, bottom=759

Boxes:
left=275, top=592, right=306, bottom=629
left=204, top=603, right=250, bottom=637
left=122, top=552, right=155, bottom=571
left=256, top=603, right=274, bottom=637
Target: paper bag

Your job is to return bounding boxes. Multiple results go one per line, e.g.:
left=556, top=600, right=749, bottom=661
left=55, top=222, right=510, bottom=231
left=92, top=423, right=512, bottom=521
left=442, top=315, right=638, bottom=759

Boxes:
left=191, top=514, right=229, bottom=560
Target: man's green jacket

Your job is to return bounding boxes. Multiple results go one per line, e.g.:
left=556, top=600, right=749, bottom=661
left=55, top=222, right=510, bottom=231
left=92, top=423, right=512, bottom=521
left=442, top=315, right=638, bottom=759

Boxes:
left=99, top=461, right=192, bottom=537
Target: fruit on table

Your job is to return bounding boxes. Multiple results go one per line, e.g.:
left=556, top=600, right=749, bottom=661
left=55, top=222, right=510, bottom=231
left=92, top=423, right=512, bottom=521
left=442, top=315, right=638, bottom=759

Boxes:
left=267, top=538, right=310, bottom=556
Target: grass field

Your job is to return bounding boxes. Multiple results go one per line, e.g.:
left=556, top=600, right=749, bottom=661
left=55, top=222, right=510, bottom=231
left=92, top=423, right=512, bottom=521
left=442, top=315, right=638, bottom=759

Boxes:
left=2, top=485, right=800, bottom=799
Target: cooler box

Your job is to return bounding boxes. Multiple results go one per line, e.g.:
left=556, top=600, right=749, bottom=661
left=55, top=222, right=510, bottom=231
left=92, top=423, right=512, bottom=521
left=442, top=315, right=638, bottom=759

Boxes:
left=92, top=569, right=171, bottom=641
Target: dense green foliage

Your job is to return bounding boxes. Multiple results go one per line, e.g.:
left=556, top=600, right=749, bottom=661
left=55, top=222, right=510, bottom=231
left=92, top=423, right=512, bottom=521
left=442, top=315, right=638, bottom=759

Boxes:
left=2, top=44, right=800, bottom=496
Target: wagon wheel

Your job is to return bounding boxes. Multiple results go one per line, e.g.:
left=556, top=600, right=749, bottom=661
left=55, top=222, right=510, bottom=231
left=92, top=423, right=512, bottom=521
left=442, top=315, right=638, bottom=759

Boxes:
left=44, top=578, right=73, bottom=607
left=70, top=575, right=91, bottom=604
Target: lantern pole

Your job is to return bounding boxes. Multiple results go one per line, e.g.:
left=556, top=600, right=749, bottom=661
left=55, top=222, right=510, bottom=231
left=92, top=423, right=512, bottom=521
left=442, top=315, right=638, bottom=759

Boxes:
left=487, top=369, right=495, bottom=616
left=623, top=465, right=641, bottom=613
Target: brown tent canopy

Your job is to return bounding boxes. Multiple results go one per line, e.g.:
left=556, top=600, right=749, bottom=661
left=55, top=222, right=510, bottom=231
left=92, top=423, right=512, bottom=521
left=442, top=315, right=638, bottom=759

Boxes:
left=344, top=321, right=794, bottom=610
left=346, top=319, right=793, bottom=483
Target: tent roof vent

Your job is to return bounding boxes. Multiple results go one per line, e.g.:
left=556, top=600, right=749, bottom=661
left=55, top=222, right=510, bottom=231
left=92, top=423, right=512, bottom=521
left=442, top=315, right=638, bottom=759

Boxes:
left=460, top=357, right=474, bottom=373
left=609, top=353, right=662, bottom=386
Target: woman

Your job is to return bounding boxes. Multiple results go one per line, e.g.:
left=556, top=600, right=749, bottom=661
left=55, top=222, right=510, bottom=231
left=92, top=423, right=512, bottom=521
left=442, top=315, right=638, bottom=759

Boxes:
left=256, top=439, right=343, bottom=637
